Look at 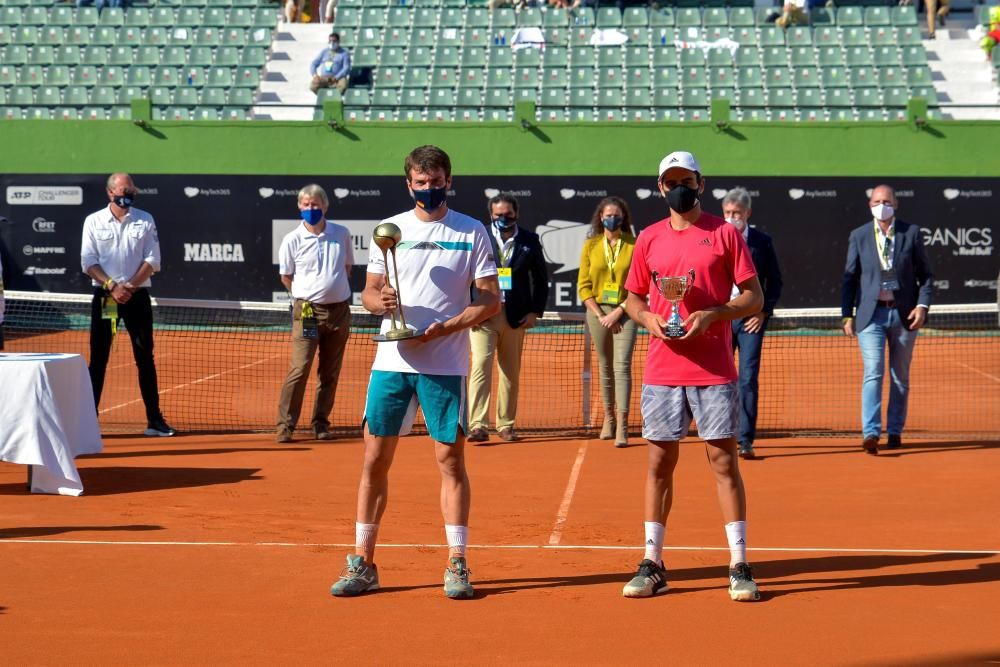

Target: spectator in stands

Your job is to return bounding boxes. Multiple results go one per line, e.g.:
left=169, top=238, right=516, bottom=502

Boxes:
left=80, top=173, right=174, bottom=437
left=320, top=0, right=337, bottom=24
left=722, top=188, right=783, bottom=460
left=766, top=0, right=810, bottom=28
left=310, top=31, right=351, bottom=95
left=841, top=184, right=934, bottom=454
left=276, top=184, right=353, bottom=443
left=979, top=4, right=1000, bottom=58
left=578, top=196, right=638, bottom=448
left=925, top=0, right=950, bottom=39
left=76, top=0, right=128, bottom=10
left=467, top=194, right=549, bottom=444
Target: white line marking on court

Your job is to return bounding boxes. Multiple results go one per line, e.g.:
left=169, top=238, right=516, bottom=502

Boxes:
left=99, top=354, right=284, bottom=415
left=0, top=539, right=997, bottom=555
left=958, top=362, right=1000, bottom=384
left=548, top=441, right=589, bottom=546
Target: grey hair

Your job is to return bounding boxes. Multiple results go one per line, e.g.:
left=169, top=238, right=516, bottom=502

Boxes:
left=106, top=173, right=134, bottom=191
left=722, top=187, right=752, bottom=210
left=297, top=183, right=329, bottom=209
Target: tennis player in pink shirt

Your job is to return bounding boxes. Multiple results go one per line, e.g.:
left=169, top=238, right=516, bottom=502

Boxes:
left=621, top=151, right=765, bottom=602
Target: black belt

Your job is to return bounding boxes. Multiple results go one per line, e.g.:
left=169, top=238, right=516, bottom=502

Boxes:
left=876, top=299, right=895, bottom=308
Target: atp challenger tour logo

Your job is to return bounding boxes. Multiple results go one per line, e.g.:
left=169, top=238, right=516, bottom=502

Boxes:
left=183, top=243, right=246, bottom=262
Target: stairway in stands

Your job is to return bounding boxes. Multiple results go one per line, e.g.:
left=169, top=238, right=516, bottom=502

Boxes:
left=255, top=22, right=329, bottom=120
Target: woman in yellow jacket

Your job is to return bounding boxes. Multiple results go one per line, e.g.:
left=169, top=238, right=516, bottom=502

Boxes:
left=577, top=196, right=637, bottom=448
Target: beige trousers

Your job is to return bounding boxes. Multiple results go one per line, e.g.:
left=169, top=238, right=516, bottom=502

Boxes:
left=276, top=299, right=351, bottom=433
left=586, top=306, right=637, bottom=416
left=468, top=312, right=527, bottom=430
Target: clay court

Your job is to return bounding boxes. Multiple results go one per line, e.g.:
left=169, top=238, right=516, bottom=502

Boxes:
left=2, top=429, right=999, bottom=665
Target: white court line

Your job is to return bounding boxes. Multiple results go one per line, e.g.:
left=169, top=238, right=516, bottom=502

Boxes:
left=99, top=353, right=284, bottom=415
left=548, top=441, right=588, bottom=546
left=958, top=362, right=1000, bottom=384
left=0, top=539, right=996, bottom=555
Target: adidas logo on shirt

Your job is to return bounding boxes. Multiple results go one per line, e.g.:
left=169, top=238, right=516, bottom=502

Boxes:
left=698, top=238, right=712, bottom=246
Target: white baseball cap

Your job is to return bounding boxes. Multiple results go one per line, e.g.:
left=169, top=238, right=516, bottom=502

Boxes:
left=657, top=151, right=701, bottom=180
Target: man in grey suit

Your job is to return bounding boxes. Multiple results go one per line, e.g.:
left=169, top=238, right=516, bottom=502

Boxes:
left=841, top=184, right=934, bottom=455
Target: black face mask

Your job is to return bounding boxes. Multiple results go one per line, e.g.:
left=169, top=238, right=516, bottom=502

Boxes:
left=665, top=184, right=699, bottom=214
left=492, top=216, right=516, bottom=233
left=113, top=192, right=136, bottom=209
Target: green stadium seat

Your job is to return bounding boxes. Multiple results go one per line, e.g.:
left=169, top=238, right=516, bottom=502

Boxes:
left=703, top=25, right=729, bottom=43
left=191, top=108, right=220, bottom=121
left=233, top=67, right=259, bottom=89
left=856, top=108, right=884, bottom=121
left=895, top=26, right=921, bottom=46
left=623, top=7, right=649, bottom=27
left=408, top=45, right=433, bottom=67
left=82, top=107, right=109, bottom=120
left=487, top=46, right=512, bottom=67
left=732, top=27, right=756, bottom=46
left=759, top=26, right=784, bottom=47
left=865, top=7, right=891, bottom=27
left=597, top=65, right=623, bottom=88
left=428, top=88, right=455, bottom=108
left=568, top=88, right=592, bottom=108
left=702, top=7, right=727, bottom=27
left=684, top=107, right=709, bottom=122
left=840, top=26, right=866, bottom=47
left=654, top=108, right=680, bottom=121
left=882, top=86, right=909, bottom=107
left=44, top=65, right=71, bottom=87
left=99, top=7, right=125, bottom=27
left=228, top=8, right=254, bottom=28
left=625, top=66, right=651, bottom=89
left=539, top=87, right=567, bottom=108
left=812, top=26, right=838, bottom=47
left=906, top=66, right=934, bottom=86
left=150, top=7, right=175, bottom=27
left=653, top=66, right=679, bottom=88
left=597, top=109, right=624, bottom=122
left=153, top=66, right=180, bottom=88
left=227, top=88, right=254, bottom=107
left=194, top=27, right=221, bottom=47
left=729, top=8, right=754, bottom=27
left=253, top=7, right=279, bottom=29
left=0, top=107, right=22, bottom=120
left=870, top=25, right=895, bottom=47
left=768, top=108, right=796, bottom=122
left=461, top=46, right=486, bottom=68
left=486, top=67, right=511, bottom=88
left=143, top=27, right=169, bottom=47
left=681, top=65, right=707, bottom=87
left=900, top=46, right=927, bottom=66
left=434, top=45, right=460, bottom=67
left=168, top=28, right=192, bottom=47
left=455, top=107, right=479, bottom=122
left=9, top=86, right=33, bottom=105
left=877, top=65, right=903, bottom=86
left=768, top=87, right=794, bottom=107
left=466, top=7, right=489, bottom=28
left=891, top=6, right=917, bottom=26
left=373, top=66, right=400, bottom=89
left=761, top=46, right=787, bottom=67
left=343, top=88, right=370, bottom=106
left=23, top=6, right=47, bottom=26
left=873, top=46, right=900, bottom=66
left=710, top=66, right=734, bottom=88
left=99, top=66, right=125, bottom=88
left=214, top=46, right=240, bottom=67
left=711, top=86, right=735, bottom=103
left=817, top=46, right=844, bottom=66
left=681, top=87, right=707, bottom=107
left=455, top=67, right=482, bottom=90
left=160, top=46, right=186, bottom=67
left=573, top=7, right=596, bottom=27
left=371, top=88, right=398, bottom=106
left=825, top=87, right=852, bottom=107
left=538, top=108, right=566, bottom=121
left=13, top=26, right=38, bottom=46
left=514, top=66, right=539, bottom=89
left=598, top=47, right=624, bottom=68
left=735, top=66, right=761, bottom=88
left=81, top=46, right=107, bottom=66
left=173, top=87, right=199, bottom=106
left=622, top=46, right=647, bottom=68
left=160, top=107, right=193, bottom=121
left=386, top=7, right=410, bottom=27
left=39, top=26, right=65, bottom=47
left=795, top=65, right=822, bottom=88
left=18, top=64, right=43, bottom=86
left=55, top=46, right=81, bottom=66
left=1, top=66, right=18, bottom=87
left=910, top=85, right=938, bottom=105
left=125, top=66, right=152, bottom=87
left=846, top=46, right=873, bottom=66
left=108, top=45, right=132, bottom=66
left=333, top=7, right=359, bottom=28
left=221, top=28, right=247, bottom=47
left=115, top=27, right=141, bottom=47
left=795, top=88, right=824, bottom=108
left=483, top=87, right=511, bottom=108
left=117, top=86, right=148, bottom=105
left=597, top=7, right=622, bottom=27
left=492, top=8, right=517, bottom=29
left=707, top=47, right=732, bottom=67
left=0, top=25, right=9, bottom=47
left=649, top=7, right=675, bottom=27
left=653, top=27, right=676, bottom=46
left=63, top=26, right=89, bottom=47
left=837, top=7, right=864, bottom=27
left=623, top=87, right=650, bottom=108
left=430, top=66, right=456, bottom=88
left=456, top=88, right=482, bottom=107
left=567, top=66, right=594, bottom=88
left=124, top=7, right=150, bottom=28
left=24, top=108, right=53, bottom=120
left=316, top=88, right=342, bottom=105
left=822, top=66, right=849, bottom=88
left=679, top=47, right=704, bottom=67
left=240, top=47, right=266, bottom=68
left=0, top=7, right=22, bottom=26
left=2, top=44, right=27, bottom=66
left=536, top=66, right=564, bottom=89
left=652, top=45, right=678, bottom=67
left=734, top=46, right=759, bottom=67
left=786, top=26, right=811, bottom=46
left=29, top=44, right=53, bottom=65
left=50, top=6, right=74, bottom=27
left=675, top=8, right=700, bottom=28
left=543, top=7, right=569, bottom=27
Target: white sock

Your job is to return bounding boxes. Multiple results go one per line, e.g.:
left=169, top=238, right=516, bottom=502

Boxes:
left=355, top=522, right=379, bottom=559
left=643, top=521, right=665, bottom=563
left=725, top=521, right=747, bottom=567
left=445, top=524, right=468, bottom=558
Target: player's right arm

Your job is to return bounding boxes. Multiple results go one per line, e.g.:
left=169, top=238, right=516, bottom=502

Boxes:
left=362, top=272, right=395, bottom=315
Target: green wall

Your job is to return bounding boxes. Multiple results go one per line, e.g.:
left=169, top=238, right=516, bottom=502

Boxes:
left=1, top=118, right=999, bottom=177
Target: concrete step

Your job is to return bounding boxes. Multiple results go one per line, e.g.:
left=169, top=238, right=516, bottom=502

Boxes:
left=255, top=23, right=329, bottom=121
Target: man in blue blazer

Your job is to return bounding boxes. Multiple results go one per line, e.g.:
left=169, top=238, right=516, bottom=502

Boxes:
left=723, top=188, right=784, bottom=459
left=467, top=194, right=549, bottom=443
left=842, top=184, right=934, bottom=454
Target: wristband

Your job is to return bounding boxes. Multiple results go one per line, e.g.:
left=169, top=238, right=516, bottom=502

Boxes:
left=841, top=316, right=854, bottom=325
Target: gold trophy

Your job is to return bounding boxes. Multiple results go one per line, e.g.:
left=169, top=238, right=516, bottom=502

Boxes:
left=652, top=269, right=696, bottom=338
left=372, top=222, right=424, bottom=341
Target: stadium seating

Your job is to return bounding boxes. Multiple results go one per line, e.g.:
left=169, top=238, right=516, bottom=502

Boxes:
left=0, top=0, right=278, bottom=120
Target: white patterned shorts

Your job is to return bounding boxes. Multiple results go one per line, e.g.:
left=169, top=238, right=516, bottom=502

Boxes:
left=640, top=381, right=739, bottom=442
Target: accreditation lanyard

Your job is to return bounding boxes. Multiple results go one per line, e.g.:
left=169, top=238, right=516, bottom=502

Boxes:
left=874, top=222, right=895, bottom=271
left=601, top=237, right=623, bottom=305
left=603, top=237, right=622, bottom=277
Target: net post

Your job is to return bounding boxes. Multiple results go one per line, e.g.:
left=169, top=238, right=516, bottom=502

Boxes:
left=582, top=319, right=592, bottom=429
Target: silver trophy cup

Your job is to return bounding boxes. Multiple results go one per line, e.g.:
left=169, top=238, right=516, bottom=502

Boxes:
left=372, top=222, right=424, bottom=342
left=652, top=269, right=696, bottom=338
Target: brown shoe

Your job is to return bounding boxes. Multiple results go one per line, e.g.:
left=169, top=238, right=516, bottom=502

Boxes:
left=498, top=427, right=519, bottom=442
left=466, top=427, right=489, bottom=443
left=276, top=430, right=293, bottom=444
left=862, top=434, right=879, bottom=455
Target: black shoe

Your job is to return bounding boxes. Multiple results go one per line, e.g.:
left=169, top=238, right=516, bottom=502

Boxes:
left=886, top=434, right=902, bottom=450
left=145, top=418, right=176, bottom=437
left=314, top=427, right=335, bottom=441
left=276, top=430, right=293, bottom=444
left=738, top=441, right=756, bottom=459
left=862, top=434, right=879, bottom=455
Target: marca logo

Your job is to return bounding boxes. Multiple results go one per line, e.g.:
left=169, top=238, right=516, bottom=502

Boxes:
left=23, top=245, right=66, bottom=256
left=559, top=189, right=608, bottom=200
left=31, top=217, right=56, bottom=233
left=788, top=189, right=836, bottom=200
left=921, top=227, right=993, bottom=256
left=183, top=187, right=232, bottom=198
left=183, top=243, right=246, bottom=262
left=943, top=189, right=992, bottom=200
left=23, top=266, right=67, bottom=275
left=6, top=186, right=83, bottom=206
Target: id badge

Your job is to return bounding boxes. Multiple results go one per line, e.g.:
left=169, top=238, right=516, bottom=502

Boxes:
left=601, top=281, right=620, bottom=305
left=301, top=317, right=319, bottom=339
left=498, top=267, right=513, bottom=291
left=101, top=296, right=118, bottom=320
left=880, top=269, right=900, bottom=291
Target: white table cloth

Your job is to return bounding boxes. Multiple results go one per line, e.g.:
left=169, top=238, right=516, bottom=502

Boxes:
left=0, top=353, right=103, bottom=495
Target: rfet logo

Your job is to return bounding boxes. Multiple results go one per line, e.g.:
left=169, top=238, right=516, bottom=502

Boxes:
left=31, top=217, right=56, bottom=233
left=183, top=243, right=246, bottom=262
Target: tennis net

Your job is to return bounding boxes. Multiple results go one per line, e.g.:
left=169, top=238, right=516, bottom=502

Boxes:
left=3, top=291, right=998, bottom=438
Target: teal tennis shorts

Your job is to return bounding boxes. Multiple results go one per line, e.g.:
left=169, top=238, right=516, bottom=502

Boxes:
left=364, top=370, right=467, bottom=444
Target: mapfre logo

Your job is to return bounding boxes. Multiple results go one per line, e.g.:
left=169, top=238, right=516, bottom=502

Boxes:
left=921, top=227, right=993, bottom=256
left=183, top=243, right=245, bottom=262
left=31, top=217, right=56, bottom=233
left=23, top=245, right=66, bottom=256
left=23, top=266, right=67, bottom=275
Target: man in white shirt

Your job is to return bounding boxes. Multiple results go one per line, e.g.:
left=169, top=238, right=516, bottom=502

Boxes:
left=331, top=145, right=500, bottom=600
left=80, top=172, right=174, bottom=436
left=276, top=184, right=353, bottom=443
left=0, top=251, right=5, bottom=350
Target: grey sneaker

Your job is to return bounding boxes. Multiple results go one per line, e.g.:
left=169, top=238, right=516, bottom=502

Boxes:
left=728, top=562, right=761, bottom=602
left=443, top=556, right=474, bottom=599
left=738, top=441, right=756, bottom=459
left=622, top=559, right=669, bottom=598
left=330, top=554, right=379, bottom=597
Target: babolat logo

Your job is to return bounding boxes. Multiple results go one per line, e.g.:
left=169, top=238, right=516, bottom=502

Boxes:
left=921, top=227, right=993, bottom=256
left=24, top=266, right=67, bottom=275
left=23, top=245, right=66, bottom=256
left=6, top=186, right=82, bottom=205
left=32, top=217, right=56, bottom=233
left=183, top=243, right=246, bottom=262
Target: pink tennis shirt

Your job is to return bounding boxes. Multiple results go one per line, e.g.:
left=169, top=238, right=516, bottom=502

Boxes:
left=624, top=212, right=757, bottom=386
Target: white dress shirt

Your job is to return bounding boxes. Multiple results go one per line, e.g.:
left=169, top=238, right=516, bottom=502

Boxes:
left=278, top=220, right=353, bottom=304
left=80, top=205, right=161, bottom=287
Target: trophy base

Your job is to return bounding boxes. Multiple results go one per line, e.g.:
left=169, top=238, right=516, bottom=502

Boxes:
left=664, top=325, right=687, bottom=339
left=373, top=328, right=425, bottom=342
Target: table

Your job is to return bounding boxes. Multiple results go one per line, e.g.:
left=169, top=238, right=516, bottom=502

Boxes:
left=0, top=353, right=103, bottom=495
